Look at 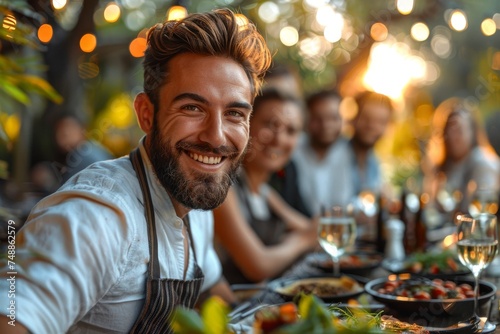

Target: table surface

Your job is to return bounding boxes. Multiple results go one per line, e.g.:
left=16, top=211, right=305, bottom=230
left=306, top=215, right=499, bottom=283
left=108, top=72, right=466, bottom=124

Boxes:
left=231, top=252, right=500, bottom=333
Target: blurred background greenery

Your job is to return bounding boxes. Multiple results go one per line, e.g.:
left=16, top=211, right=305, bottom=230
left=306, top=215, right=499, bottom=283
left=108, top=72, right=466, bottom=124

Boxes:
left=0, top=0, right=499, bottom=212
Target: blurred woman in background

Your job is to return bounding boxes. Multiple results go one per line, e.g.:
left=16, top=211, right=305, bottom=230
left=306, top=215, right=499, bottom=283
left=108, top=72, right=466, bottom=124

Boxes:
left=214, top=88, right=318, bottom=285
left=422, top=97, right=500, bottom=229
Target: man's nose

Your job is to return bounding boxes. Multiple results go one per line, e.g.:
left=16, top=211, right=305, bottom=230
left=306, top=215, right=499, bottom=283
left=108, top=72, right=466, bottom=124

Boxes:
left=198, top=113, right=226, bottom=147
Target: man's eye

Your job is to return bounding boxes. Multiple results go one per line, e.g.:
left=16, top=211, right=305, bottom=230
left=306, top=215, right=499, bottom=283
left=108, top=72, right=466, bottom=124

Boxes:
left=227, top=110, right=245, bottom=118
left=182, top=105, right=200, bottom=112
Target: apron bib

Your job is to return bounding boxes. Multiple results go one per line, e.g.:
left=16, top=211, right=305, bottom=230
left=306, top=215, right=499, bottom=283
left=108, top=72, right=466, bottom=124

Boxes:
left=129, top=148, right=204, bottom=334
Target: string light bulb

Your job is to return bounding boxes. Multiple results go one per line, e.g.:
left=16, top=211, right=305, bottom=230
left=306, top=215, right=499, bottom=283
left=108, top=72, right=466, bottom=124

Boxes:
left=167, top=6, right=187, bottom=21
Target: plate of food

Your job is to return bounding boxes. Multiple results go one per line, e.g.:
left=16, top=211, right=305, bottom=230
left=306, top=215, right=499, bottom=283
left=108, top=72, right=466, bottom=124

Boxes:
left=381, top=250, right=470, bottom=278
left=312, top=251, right=383, bottom=276
left=268, top=275, right=364, bottom=303
left=251, top=297, right=431, bottom=334
left=365, top=274, right=496, bottom=319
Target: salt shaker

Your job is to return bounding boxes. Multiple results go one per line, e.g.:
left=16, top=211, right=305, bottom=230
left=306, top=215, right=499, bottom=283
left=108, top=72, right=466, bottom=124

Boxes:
left=384, top=218, right=405, bottom=261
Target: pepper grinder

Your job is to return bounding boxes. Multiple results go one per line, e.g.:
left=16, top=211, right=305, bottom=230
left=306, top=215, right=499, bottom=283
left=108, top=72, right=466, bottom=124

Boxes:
left=384, top=218, right=405, bottom=261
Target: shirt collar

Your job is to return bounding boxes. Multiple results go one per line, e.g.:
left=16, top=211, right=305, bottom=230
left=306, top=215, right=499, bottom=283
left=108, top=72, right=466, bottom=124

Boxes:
left=137, top=136, right=181, bottom=223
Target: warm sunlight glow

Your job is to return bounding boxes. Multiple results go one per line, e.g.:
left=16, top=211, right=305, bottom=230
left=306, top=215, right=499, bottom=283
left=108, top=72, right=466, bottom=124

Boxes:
left=410, top=22, right=429, bottom=41
left=235, top=14, right=249, bottom=28
left=129, top=37, right=147, bottom=57
left=280, top=26, right=299, bottom=46
left=80, top=33, right=97, bottom=53
left=481, top=18, right=496, bottom=36
left=167, top=6, right=187, bottom=21
left=38, top=24, right=53, bottom=43
left=104, top=3, right=121, bottom=23
left=370, top=22, right=388, bottom=42
left=363, top=41, right=427, bottom=100
left=396, top=0, right=414, bottom=15
left=449, top=10, right=467, bottom=31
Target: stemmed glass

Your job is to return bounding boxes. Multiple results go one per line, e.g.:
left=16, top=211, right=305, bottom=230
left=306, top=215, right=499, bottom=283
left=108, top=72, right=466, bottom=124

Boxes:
left=468, top=188, right=499, bottom=217
left=318, top=205, right=357, bottom=277
left=456, top=213, right=498, bottom=330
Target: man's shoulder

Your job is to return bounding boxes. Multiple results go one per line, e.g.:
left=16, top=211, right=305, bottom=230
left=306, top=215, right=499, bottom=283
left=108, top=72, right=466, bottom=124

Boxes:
left=59, top=156, right=137, bottom=198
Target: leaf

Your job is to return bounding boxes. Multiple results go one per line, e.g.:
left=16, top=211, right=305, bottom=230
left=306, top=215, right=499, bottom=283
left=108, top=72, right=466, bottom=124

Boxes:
left=0, top=80, right=30, bottom=105
left=18, top=74, right=63, bottom=104
left=171, top=307, right=206, bottom=334
left=200, top=296, right=230, bottom=334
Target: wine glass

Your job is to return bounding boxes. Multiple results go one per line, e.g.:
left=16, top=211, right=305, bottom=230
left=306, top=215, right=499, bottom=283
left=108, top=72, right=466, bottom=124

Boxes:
left=456, top=213, right=499, bottom=330
left=468, top=188, right=499, bottom=217
left=318, top=205, right=357, bottom=277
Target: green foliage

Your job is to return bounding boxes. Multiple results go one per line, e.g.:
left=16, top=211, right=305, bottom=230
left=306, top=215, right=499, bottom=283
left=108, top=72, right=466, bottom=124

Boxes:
left=0, top=1, right=62, bottom=113
left=172, top=294, right=390, bottom=334
left=172, top=296, right=231, bottom=334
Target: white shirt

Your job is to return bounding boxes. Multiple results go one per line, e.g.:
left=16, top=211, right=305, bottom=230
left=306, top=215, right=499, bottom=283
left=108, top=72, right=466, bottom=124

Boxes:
left=292, top=134, right=354, bottom=216
left=0, top=142, right=221, bottom=333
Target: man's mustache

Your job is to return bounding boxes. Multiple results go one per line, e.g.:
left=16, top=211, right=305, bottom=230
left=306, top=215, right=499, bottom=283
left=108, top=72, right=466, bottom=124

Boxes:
left=176, top=141, right=240, bottom=157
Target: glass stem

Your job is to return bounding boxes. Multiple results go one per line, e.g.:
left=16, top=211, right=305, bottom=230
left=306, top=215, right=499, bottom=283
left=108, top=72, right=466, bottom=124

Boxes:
left=332, top=256, right=340, bottom=277
left=473, top=271, right=480, bottom=317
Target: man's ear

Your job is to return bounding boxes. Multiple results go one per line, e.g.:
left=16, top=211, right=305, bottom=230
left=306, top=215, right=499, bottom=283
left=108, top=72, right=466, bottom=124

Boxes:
left=134, top=92, right=154, bottom=133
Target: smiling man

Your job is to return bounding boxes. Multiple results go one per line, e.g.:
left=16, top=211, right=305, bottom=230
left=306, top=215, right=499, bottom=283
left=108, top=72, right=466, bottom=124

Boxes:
left=0, top=9, right=271, bottom=334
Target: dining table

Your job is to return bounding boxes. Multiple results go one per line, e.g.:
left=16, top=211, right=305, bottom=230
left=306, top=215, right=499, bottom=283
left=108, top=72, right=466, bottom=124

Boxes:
left=228, top=251, right=500, bottom=334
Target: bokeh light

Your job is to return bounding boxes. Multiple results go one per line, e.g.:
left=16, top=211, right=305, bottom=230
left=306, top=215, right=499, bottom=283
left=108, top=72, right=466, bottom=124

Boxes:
left=80, top=33, right=97, bottom=53
left=396, top=0, right=414, bottom=15
left=431, top=34, right=452, bottom=58
left=38, top=24, right=53, bottom=43
left=280, top=26, right=299, bottom=46
left=316, top=5, right=335, bottom=27
left=2, top=14, right=16, bottom=32
left=167, top=5, right=187, bottom=21
left=492, top=51, right=500, bottom=70
left=363, top=41, right=428, bottom=100
left=51, top=0, right=67, bottom=10
left=324, top=12, right=344, bottom=43
left=129, top=37, right=147, bottom=58
left=258, top=2, right=280, bottom=23
left=125, top=10, right=146, bottom=31
left=410, top=22, right=429, bottom=41
left=122, top=0, right=144, bottom=9
left=449, top=10, right=467, bottom=31
left=4, top=114, right=20, bottom=141
left=493, top=13, right=500, bottom=29
left=104, top=3, right=121, bottom=23
left=481, top=18, right=496, bottom=36
left=370, top=22, right=388, bottom=42
left=78, top=62, right=99, bottom=79
left=304, top=0, right=329, bottom=9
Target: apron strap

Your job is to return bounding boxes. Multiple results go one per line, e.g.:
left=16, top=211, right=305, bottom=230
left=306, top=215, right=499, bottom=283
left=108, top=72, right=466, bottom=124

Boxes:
left=183, top=215, right=198, bottom=264
left=129, top=148, right=160, bottom=278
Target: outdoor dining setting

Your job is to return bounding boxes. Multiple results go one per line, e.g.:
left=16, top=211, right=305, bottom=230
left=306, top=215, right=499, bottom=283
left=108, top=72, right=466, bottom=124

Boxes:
left=1, top=0, right=500, bottom=333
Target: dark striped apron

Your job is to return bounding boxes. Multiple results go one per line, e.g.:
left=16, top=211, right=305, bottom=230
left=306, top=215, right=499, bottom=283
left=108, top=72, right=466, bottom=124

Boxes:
left=129, top=148, right=205, bottom=334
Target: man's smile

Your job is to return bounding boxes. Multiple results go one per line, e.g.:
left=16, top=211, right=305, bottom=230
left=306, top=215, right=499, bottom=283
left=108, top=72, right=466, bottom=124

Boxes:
left=188, top=152, right=223, bottom=165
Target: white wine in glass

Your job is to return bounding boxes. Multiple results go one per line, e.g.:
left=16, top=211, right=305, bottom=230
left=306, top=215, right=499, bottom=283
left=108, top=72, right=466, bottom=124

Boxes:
left=318, top=206, right=357, bottom=277
left=456, top=213, right=498, bottom=331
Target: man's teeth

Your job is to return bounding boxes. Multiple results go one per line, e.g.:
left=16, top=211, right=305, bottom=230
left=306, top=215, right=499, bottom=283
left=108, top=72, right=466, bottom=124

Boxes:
left=189, top=153, right=222, bottom=165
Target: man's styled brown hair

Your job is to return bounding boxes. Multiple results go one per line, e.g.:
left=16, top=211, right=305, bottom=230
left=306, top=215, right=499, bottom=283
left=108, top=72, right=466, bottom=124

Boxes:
left=143, top=8, right=272, bottom=107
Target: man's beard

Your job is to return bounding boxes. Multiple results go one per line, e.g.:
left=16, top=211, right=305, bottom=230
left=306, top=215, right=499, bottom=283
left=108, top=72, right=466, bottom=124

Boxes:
left=148, top=122, right=244, bottom=210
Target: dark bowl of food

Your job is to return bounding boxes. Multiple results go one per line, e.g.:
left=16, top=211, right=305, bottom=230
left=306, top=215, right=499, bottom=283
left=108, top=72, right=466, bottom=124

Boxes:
left=268, top=275, right=364, bottom=303
left=365, top=274, right=496, bottom=320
